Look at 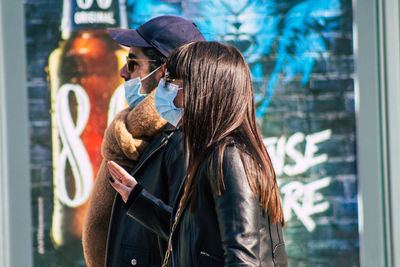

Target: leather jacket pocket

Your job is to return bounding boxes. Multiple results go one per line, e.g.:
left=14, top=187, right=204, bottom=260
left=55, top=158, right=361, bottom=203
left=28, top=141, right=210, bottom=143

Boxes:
left=120, top=245, right=159, bottom=267
left=273, top=243, right=288, bottom=267
left=198, top=250, right=223, bottom=267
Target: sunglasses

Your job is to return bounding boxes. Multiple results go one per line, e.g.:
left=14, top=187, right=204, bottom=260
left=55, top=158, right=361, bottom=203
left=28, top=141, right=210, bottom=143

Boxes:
left=126, top=56, right=157, bottom=73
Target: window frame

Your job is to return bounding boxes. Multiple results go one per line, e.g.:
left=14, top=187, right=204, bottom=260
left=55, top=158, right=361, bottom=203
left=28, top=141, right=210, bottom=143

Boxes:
left=0, top=0, right=32, bottom=266
left=354, top=0, right=400, bottom=266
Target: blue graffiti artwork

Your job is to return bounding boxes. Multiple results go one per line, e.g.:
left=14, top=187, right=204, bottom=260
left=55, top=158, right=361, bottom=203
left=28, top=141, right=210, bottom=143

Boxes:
left=126, top=0, right=343, bottom=117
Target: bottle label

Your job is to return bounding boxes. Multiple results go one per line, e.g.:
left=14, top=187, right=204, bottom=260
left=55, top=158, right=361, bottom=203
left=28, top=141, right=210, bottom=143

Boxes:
left=63, top=0, right=122, bottom=32
left=52, top=82, right=125, bottom=207
left=54, top=83, right=93, bottom=207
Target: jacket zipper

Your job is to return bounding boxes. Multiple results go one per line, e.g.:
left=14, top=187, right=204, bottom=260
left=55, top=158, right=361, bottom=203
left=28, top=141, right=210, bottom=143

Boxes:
left=200, top=251, right=221, bottom=261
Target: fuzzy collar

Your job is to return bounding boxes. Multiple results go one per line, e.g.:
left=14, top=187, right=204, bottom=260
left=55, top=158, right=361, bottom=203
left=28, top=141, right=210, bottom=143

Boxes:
left=101, top=90, right=168, bottom=169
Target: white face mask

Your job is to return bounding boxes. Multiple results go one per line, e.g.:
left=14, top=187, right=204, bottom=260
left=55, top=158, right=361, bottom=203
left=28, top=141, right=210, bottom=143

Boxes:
left=123, top=65, right=161, bottom=108
left=154, top=78, right=183, bottom=127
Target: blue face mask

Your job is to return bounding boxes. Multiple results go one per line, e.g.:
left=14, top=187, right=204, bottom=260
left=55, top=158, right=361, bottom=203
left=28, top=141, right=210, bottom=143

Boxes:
left=124, top=65, right=161, bottom=108
left=154, top=78, right=183, bottom=127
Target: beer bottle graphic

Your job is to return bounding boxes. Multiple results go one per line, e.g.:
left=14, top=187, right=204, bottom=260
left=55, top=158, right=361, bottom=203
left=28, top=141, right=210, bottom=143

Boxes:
left=48, top=0, right=127, bottom=261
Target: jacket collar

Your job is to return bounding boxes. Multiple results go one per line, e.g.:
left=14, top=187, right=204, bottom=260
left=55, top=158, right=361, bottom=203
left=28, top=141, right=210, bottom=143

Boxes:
left=130, top=125, right=178, bottom=177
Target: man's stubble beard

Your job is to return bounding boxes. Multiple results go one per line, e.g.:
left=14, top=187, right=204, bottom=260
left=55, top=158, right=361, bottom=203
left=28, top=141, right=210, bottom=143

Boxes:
left=140, top=69, right=160, bottom=95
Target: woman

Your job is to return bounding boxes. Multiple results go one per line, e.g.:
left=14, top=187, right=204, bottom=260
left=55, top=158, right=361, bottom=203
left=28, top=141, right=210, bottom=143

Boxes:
left=107, top=41, right=287, bottom=266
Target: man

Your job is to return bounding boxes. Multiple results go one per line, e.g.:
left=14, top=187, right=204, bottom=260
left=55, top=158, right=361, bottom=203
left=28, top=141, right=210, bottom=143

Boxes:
left=82, top=16, right=205, bottom=267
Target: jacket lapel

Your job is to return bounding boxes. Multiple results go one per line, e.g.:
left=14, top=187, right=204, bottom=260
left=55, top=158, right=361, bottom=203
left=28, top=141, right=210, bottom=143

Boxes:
left=130, top=126, right=176, bottom=177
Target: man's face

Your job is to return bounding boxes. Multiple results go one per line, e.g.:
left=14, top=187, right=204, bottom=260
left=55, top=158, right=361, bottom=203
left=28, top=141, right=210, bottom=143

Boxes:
left=119, top=47, right=160, bottom=94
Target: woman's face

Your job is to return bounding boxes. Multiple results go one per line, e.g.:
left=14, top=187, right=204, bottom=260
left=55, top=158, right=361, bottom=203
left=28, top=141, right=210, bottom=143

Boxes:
left=164, top=69, right=183, bottom=108
left=165, top=70, right=183, bottom=108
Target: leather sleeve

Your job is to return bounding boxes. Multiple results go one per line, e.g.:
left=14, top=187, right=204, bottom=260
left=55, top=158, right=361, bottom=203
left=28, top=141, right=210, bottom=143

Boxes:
left=126, top=188, right=172, bottom=241
left=207, top=146, right=263, bottom=266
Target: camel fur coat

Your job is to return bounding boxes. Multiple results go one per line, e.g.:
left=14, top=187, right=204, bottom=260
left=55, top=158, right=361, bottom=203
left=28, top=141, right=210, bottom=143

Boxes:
left=82, top=91, right=167, bottom=267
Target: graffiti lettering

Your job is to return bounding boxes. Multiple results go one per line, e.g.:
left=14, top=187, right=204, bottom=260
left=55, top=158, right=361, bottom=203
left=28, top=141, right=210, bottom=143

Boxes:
left=264, top=129, right=331, bottom=176
left=280, top=177, right=331, bottom=232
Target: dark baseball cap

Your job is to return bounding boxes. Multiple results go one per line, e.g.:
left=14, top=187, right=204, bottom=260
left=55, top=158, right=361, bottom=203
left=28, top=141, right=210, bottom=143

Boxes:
left=108, top=15, right=205, bottom=57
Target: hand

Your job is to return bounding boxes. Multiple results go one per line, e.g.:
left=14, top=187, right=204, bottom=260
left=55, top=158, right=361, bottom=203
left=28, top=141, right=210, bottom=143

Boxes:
left=107, top=161, right=138, bottom=203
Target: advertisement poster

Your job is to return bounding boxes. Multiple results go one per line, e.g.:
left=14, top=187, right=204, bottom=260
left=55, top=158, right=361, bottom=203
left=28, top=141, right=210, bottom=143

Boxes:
left=25, top=0, right=358, bottom=266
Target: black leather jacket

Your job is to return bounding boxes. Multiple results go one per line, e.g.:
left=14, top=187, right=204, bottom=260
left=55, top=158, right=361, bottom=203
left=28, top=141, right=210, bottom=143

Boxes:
left=105, top=126, right=185, bottom=267
left=127, top=143, right=288, bottom=267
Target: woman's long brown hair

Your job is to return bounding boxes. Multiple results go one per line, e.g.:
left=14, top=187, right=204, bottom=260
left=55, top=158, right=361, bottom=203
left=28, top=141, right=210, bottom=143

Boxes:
left=166, top=41, right=284, bottom=225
